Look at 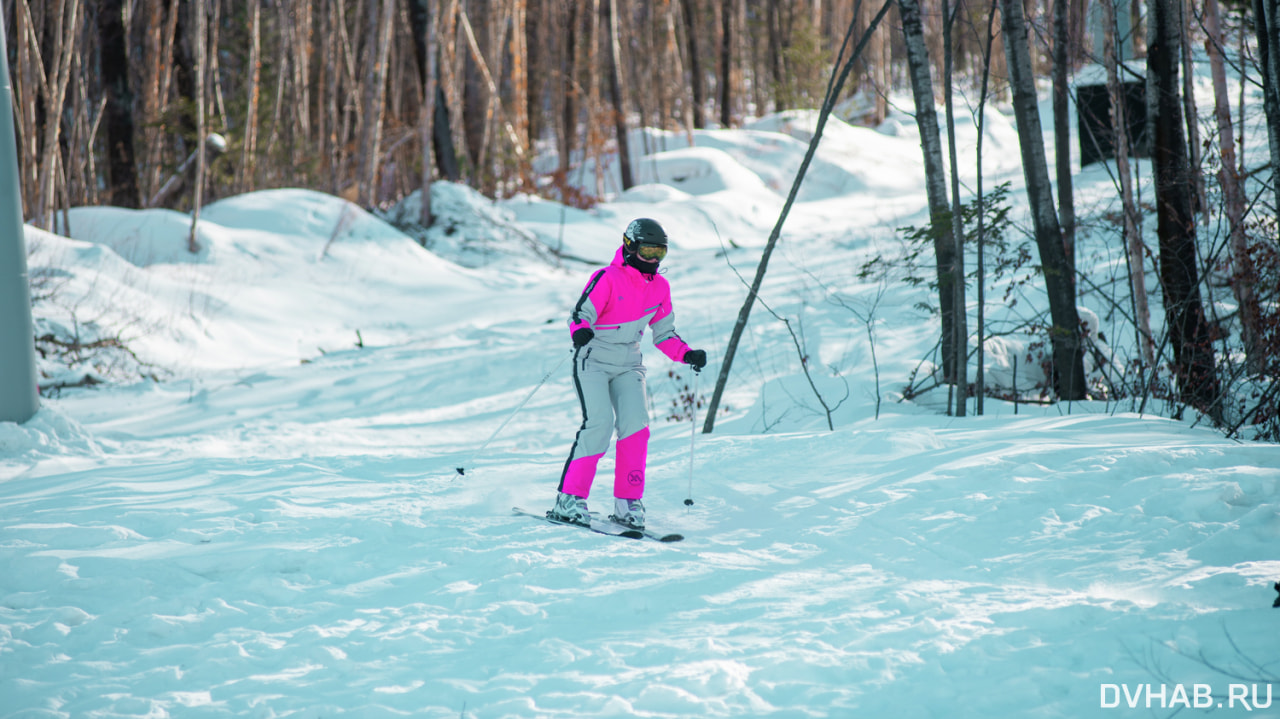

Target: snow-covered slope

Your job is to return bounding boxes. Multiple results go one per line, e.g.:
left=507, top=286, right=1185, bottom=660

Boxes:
left=4, top=97, right=1278, bottom=717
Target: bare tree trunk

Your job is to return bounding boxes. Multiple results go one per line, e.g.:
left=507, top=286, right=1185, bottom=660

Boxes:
left=240, top=0, right=262, bottom=194
left=942, top=0, right=968, bottom=416
left=526, top=0, right=545, bottom=147
left=510, top=0, right=531, bottom=184
left=1053, top=0, right=1075, bottom=268
left=409, top=0, right=438, bottom=225
left=861, top=0, right=891, bottom=125
left=1101, top=0, right=1155, bottom=369
left=100, top=0, right=141, bottom=208
left=605, top=0, right=633, bottom=190
left=718, top=0, right=732, bottom=127
left=428, top=0, right=462, bottom=183
left=12, top=0, right=40, bottom=218
left=190, top=0, right=206, bottom=253
left=974, top=0, right=1000, bottom=415
left=681, top=0, right=705, bottom=128
left=456, top=6, right=528, bottom=191
left=35, top=0, right=81, bottom=230
left=767, top=0, right=783, bottom=112
left=1253, top=0, right=1280, bottom=215
left=900, top=0, right=959, bottom=384
left=263, top=0, right=290, bottom=184
left=1147, top=0, right=1220, bottom=419
left=661, top=0, right=685, bottom=131
left=424, top=0, right=439, bottom=224
left=143, top=0, right=179, bottom=204
left=282, top=0, right=309, bottom=167
left=358, top=0, right=395, bottom=206
left=586, top=0, right=603, bottom=196
left=1180, top=0, right=1205, bottom=216
left=560, top=0, right=580, bottom=177
left=1205, top=0, right=1260, bottom=371
left=1001, top=0, right=1086, bottom=400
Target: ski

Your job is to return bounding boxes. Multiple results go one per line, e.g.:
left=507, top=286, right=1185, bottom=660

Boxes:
left=513, top=507, right=684, bottom=542
left=594, top=511, right=685, bottom=543
left=512, top=507, right=644, bottom=539
left=613, top=521, right=683, bottom=543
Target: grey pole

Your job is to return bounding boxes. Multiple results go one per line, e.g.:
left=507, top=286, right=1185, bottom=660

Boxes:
left=0, top=13, right=40, bottom=424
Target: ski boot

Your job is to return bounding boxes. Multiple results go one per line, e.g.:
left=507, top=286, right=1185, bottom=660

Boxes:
left=610, top=497, right=645, bottom=530
left=549, top=492, right=590, bottom=527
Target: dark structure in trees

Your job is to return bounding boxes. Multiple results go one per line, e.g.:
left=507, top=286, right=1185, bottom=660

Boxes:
left=1077, top=80, right=1148, bottom=166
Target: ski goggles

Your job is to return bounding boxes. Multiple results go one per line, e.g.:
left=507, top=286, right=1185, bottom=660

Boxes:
left=636, top=243, right=667, bottom=261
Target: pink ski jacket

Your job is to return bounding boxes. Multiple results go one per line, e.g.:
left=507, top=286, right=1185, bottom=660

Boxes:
left=568, top=248, right=691, bottom=363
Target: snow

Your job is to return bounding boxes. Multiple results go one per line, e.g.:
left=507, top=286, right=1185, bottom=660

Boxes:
left=5, top=86, right=1280, bottom=718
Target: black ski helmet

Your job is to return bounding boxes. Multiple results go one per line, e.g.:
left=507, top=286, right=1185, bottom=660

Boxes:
left=621, top=218, right=668, bottom=273
left=623, top=218, right=668, bottom=249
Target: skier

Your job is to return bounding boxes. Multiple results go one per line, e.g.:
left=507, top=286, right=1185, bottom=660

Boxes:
left=550, top=218, right=707, bottom=530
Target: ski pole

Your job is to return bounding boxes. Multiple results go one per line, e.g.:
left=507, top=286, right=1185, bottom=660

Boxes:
left=685, top=369, right=698, bottom=506
left=456, top=349, right=572, bottom=476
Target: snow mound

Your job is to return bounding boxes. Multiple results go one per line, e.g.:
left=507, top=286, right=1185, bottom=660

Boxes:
left=746, top=110, right=926, bottom=199
left=30, top=189, right=494, bottom=374
left=382, top=181, right=560, bottom=269
left=0, top=405, right=102, bottom=461
left=57, top=206, right=212, bottom=267
left=616, top=183, right=695, bottom=203
left=630, top=146, right=776, bottom=197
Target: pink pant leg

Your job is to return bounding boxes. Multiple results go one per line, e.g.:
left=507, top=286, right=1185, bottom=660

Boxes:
left=613, top=427, right=649, bottom=499
left=561, top=452, right=603, bottom=498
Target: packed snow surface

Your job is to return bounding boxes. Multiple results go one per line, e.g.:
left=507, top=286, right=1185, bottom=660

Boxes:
left=4, top=97, right=1279, bottom=718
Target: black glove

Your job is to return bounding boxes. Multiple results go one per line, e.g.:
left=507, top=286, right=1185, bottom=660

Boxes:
left=684, top=349, right=707, bottom=372
left=572, top=327, right=595, bottom=348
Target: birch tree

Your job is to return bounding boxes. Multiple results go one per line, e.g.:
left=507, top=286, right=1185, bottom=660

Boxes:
left=1147, top=0, right=1221, bottom=417
left=190, top=0, right=206, bottom=253
left=941, top=0, right=968, bottom=415
left=1001, top=0, right=1086, bottom=400
left=1053, top=0, right=1076, bottom=265
left=1206, top=0, right=1261, bottom=371
left=34, top=0, right=81, bottom=229
left=899, top=0, right=962, bottom=386
left=1101, top=0, right=1154, bottom=369
left=238, top=0, right=262, bottom=194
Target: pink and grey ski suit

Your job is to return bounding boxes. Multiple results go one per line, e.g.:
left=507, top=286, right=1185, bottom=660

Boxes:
left=558, top=247, right=693, bottom=500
